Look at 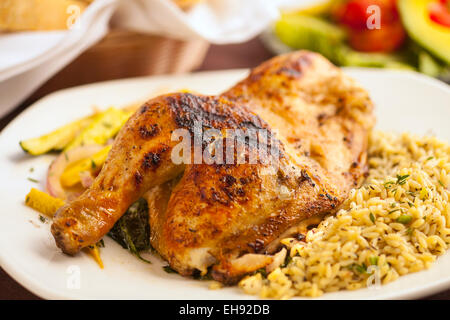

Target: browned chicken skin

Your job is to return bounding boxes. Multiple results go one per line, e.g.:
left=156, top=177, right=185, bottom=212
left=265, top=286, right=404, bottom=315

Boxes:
left=52, top=51, right=375, bottom=283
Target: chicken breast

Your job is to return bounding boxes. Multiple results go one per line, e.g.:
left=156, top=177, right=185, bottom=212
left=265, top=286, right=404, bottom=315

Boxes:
left=52, top=51, right=375, bottom=283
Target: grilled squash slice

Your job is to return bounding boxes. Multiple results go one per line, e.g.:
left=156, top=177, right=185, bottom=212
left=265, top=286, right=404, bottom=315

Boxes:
left=20, top=114, right=95, bottom=156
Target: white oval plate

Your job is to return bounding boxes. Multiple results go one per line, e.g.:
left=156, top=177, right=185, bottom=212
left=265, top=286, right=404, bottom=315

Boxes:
left=0, top=69, right=449, bottom=300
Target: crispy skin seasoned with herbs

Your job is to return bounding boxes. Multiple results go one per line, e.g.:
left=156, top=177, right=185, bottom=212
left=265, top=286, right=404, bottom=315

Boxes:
left=52, top=51, right=374, bottom=283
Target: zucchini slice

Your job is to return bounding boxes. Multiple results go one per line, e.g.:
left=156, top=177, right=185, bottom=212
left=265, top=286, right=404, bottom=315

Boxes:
left=19, top=115, right=95, bottom=156
left=64, top=107, right=132, bottom=151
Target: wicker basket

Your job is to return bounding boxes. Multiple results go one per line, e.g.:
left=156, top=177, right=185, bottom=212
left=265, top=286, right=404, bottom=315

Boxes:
left=31, top=30, right=210, bottom=99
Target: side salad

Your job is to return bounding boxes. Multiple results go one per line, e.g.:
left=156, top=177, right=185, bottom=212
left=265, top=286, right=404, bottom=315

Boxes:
left=273, top=0, right=450, bottom=81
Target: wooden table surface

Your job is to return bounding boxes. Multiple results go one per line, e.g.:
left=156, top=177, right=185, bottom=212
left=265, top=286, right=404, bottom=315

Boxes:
left=0, top=38, right=448, bottom=300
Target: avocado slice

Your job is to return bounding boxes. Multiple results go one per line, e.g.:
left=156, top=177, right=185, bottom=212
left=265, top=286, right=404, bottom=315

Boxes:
left=287, top=0, right=334, bottom=16
left=275, top=14, right=414, bottom=70
left=275, top=14, right=347, bottom=65
left=418, top=50, right=444, bottom=77
left=398, top=0, right=450, bottom=65
left=341, top=48, right=415, bottom=70
left=19, top=114, right=96, bottom=156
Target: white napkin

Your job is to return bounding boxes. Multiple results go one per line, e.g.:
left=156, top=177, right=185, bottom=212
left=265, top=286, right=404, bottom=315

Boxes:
left=0, top=0, right=286, bottom=118
left=113, top=0, right=279, bottom=44
left=0, top=0, right=118, bottom=118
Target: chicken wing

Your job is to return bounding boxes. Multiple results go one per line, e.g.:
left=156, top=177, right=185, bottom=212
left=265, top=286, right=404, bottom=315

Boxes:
left=52, top=51, right=375, bottom=283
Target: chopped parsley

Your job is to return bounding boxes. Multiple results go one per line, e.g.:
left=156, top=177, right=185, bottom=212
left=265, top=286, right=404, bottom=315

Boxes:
left=396, top=174, right=410, bottom=185
left=384, top=181, right=395, bottom=188
left=193, top=269, right=213, bottom=280
left=256, top=268, right=268, bottom=277
left=282, top=255, right=293, bottom=268
left=385, top=174, right=410, bottom=189
left=96, top=239, right=105, bottom=248
left=369, top=256, right=378, bottom=266
left=348, top=263, right=367, bottom=274
left=163, top=265, right=177, bottom=274
left=397, top=214, right=412, bottom=224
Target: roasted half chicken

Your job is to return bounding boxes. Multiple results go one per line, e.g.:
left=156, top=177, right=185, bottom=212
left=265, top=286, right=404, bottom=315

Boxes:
left=52, top=51, right=375, bottom=283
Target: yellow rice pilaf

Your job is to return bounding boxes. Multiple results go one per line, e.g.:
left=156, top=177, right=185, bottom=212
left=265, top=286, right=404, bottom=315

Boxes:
left=239, top=131, right=450, bottom=298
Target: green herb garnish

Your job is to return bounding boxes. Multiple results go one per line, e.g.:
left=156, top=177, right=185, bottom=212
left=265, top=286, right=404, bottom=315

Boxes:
left=369, top=212, right=375, bottom=223
left=283, top=255, right=293, bottom=268
left=256, top=268, right=268, bottom=277
left=396, top=174, right=410, bottom=185
left=163, top=265, right=177, bottom=274
left=384, top=181, right=395, bottom=188
left=369, top=256, right=378, bottom=266
left=96, top=239, right=105, bottom=248
left=27, top=177, right=39, bottom=183
left=397, top=214, right=412, bottom=224
left=39, top=215, right=47, bottom=223
left=348, top=263, right=367, bottom=274
left=108, top=198, right=151, bottom=263
left=193, top=269, right=213, bottom=280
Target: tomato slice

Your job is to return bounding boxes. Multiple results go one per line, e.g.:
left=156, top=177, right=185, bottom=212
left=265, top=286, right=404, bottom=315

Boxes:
left=429, top=0, right=450, bottom=27
left=348, top=20, right=406, bottom=52
left=333, top=0, right=399, bottom=29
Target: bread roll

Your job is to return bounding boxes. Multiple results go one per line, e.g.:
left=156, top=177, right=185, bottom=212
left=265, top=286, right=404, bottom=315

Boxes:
left=0, top=0, right=91, bottom=31
left=173, top=0, right=204, bottom=10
